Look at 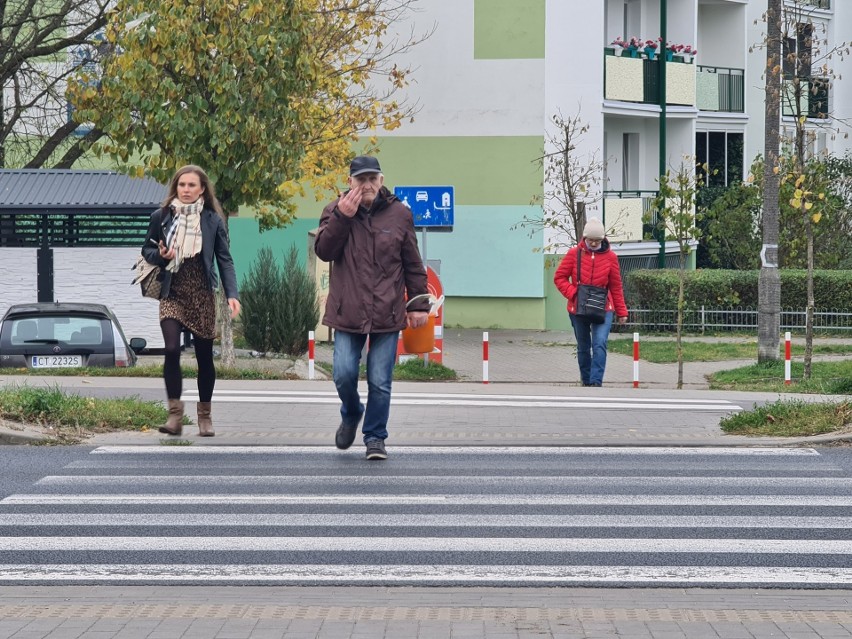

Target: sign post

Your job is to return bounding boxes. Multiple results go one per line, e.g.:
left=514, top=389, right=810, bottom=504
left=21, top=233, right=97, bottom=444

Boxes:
left=394, top=186, right=454, bottom=365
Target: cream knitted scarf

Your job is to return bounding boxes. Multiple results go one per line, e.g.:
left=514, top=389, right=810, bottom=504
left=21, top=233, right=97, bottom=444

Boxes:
left=165, top=197, right=204, bottom=273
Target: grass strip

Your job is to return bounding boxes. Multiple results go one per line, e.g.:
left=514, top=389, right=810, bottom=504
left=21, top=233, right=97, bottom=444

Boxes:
left=0, top=384, right=172, bottom=443
left=720, top=399, right=851, bottom=437
left=708, top=360, right=852, bottom=394
left=0, top=365, right=298, bottom=381
left=608, top=339, right=852, bottom=363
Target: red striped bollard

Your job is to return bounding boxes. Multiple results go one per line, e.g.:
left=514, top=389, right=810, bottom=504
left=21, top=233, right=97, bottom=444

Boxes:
left=633, top=332, right=640, bottom=388
left=482, top=331, right=489, bottom=384
left=308, top=330, right=315, bottom=380
left=784, top=331, right=791, bottom=385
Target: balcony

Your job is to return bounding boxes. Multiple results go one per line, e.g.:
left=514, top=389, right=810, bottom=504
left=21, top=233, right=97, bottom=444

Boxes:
left=782, top=77, right=829, bottom=119
left=602, top=191, right=658, bottom=242
left=604, top=50, right=696, bottom=107
left=697, top=66, right=744, bottom=113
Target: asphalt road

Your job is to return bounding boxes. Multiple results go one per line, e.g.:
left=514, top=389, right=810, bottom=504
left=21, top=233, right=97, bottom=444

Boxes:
left=1, top=444, right=851, bottom=588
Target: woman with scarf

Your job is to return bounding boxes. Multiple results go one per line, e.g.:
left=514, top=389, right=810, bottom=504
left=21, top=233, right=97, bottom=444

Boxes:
left=141, top=165, right=241, bottom=437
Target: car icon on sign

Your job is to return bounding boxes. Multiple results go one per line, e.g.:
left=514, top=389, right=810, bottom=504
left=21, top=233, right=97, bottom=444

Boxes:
left=415, top=191, right=428, bottom=202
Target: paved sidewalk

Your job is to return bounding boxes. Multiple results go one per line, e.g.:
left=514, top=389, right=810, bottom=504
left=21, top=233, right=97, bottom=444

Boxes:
left=3, top=585, right=852, bottom=639
left=429, top=328, right=748, bottom=387
left=2, top=329, right=851, bottom=447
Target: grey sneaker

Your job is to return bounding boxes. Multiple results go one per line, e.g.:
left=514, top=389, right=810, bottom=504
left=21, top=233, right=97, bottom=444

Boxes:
left=335, top=415, right=362, bottom=450
left=365, top=439, right=387, bottom=461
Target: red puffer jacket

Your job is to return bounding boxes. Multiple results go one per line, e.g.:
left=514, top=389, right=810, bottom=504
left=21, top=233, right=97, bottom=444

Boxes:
left=553, top=239, right=629, bottom=317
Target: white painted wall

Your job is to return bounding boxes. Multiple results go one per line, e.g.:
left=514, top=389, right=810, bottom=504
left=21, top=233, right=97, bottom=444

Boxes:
left=379, top=0, right=544, bottom=138
left=698, top=3, right=747, bottom=70
left=0, top=248, right=163, bottom=348
left=827, top=1, right=851, bottom=155
left=543, top=0, right=606, bottom=249
left=745, top=0, right=851, bottom=165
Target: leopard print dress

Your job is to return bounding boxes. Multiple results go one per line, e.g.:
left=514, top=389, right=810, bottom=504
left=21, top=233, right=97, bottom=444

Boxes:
left=159, top=254, right=216, bottom=340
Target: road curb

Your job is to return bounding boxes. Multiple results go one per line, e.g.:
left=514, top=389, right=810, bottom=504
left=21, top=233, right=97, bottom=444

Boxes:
left=0, top=425, right=48, bottom=445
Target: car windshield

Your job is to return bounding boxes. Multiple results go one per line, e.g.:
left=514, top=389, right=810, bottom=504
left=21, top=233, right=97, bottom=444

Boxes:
left=9, top=316, right=104, bottom=346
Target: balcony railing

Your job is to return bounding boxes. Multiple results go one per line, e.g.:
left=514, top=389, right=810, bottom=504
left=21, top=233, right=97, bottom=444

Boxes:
left=782, top=77, right=829, bottom=119
left=602, top=191, right=658, bottom=242
left=697, top=66, right=744, bottom=113
left=604, top=50, right=695, bottom=107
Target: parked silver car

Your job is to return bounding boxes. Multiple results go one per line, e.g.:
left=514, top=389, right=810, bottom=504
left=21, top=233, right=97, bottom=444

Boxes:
left=0, top=302, right=146, bottom=369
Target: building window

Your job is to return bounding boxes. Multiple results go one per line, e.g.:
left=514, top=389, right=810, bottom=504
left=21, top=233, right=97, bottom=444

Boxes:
left=783, top=23, right=812, bottom=79
left=696, top=131, right=744, bottom=187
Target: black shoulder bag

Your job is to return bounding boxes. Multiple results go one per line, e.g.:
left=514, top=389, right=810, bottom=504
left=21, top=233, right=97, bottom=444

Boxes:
left=575, top=249, right=608, bottom=324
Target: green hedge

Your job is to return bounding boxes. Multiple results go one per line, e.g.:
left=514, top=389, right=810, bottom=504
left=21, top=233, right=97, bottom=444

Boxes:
left=624, top=269, right=852, bottom=310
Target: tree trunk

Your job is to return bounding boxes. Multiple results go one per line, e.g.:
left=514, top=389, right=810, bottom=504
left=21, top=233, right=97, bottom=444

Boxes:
left=219, top=294, right=236, bottom=369
left=758, top=0, right=782, bottom=363
left=218, top=205, right=236, bottom=368
left=804, top=210, right=814, bottom=378
left=676, top=250, right=685, bottom=390
left=0, top=99, right=4, bottom=168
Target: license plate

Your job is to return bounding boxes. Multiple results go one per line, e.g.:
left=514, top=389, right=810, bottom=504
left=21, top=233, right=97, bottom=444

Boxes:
left=31, top=355, right=83, bottom=368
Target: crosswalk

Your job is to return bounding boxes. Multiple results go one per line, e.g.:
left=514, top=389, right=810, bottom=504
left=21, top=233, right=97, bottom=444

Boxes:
left=182, top=389, right=744, bottom=412
left=1, top=446, right=850, bottom=587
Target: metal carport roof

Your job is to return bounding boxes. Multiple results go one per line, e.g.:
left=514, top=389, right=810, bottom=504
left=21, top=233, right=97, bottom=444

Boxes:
left=0, top=169, right=166, bottom=214
left=0, top=169, right=168, bottom=301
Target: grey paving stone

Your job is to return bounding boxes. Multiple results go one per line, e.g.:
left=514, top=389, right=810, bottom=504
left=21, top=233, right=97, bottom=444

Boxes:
left=675, top=621, right=720, bottom=638
left=807, top=625, right=852, bottom=638
left=416, top=621, right=452, bottom=639
left=708, top=622, right=754, bottom=638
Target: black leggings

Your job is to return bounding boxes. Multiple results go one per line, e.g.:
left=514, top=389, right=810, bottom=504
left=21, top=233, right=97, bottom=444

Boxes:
left=161, top=319, right=215, bottom=402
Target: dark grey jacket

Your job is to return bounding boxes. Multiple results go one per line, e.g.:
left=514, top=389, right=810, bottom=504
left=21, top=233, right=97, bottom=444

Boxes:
left=141, top=206, right=239, bottom=301
left=314, top=187, right=428, bottom=334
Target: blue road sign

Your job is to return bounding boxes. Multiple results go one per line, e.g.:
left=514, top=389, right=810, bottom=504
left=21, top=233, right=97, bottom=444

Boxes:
left=394, top=186, right=454, bottom=227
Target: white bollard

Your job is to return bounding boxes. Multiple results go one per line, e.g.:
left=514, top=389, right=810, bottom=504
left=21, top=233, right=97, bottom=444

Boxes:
left=633, top=332, right=640, bottom=388
left=784, top=331, right=791, bottom=385
left=308, top=331, right=315, bottom=380
left=482, top=331, right=489, bottom=384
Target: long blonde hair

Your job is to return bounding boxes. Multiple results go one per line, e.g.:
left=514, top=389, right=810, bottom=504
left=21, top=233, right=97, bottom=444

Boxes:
left=162, top=165, right=225, bottom=218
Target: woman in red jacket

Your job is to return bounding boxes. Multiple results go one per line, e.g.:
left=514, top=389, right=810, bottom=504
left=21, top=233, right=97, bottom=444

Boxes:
left=554, top=218, right=629, bottom=386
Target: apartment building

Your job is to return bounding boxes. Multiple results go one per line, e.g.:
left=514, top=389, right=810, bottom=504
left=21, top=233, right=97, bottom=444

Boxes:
left=2, top=0, right=849, bottom=334
left=363, top=0, right=851, bottom=329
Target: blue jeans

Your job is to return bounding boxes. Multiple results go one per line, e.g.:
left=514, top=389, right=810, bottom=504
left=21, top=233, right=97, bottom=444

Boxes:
left=332, top=330, right=398, bottom=443
left=569, top=311, right=614, bottom=385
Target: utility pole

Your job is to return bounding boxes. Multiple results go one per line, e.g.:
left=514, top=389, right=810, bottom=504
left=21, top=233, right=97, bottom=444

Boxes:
left=657, top=0, right=668, bottom=268
left=758, top=0, right=782, bottom=362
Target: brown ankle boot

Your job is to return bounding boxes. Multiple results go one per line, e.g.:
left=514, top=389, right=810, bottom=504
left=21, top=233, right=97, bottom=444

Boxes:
left=197, top=402, right=214, bottom=437
left=159, top=399, right=184, bottom=435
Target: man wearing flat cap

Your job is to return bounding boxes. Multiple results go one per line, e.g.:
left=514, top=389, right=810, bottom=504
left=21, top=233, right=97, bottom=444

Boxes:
left=314, top=155, right=430, bottom=460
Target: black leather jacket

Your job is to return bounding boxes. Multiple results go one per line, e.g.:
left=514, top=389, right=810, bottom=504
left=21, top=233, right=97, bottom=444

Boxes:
left=141, top=206, right=239, bottom=301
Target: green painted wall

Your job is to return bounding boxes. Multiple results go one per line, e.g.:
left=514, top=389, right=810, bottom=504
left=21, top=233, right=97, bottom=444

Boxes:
left=228, top=206, right=545, bottom=301
left=443, top=297, right=545, bottom=329
left=228, top=217, right=318, bottom=287
left=544, top=256, right=572, bottom=330
left=409, top=206, right=543, bottom=298
left=473, top=0, right=546, bottom=59
left=371, top=136, right=542, bottom=205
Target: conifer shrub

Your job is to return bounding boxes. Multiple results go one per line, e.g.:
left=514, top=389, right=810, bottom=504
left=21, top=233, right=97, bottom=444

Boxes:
left=238, top=247, right=281, bottom=354
left=272, top=245, right=320, bottom=356
left=239, top=245, right=320, bottom=356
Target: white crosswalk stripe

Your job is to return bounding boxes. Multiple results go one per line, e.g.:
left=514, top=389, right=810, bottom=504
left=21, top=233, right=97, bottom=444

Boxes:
left=181, top=390, right=744, bottom=412
left=0, top=446, right=850, bottom=587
